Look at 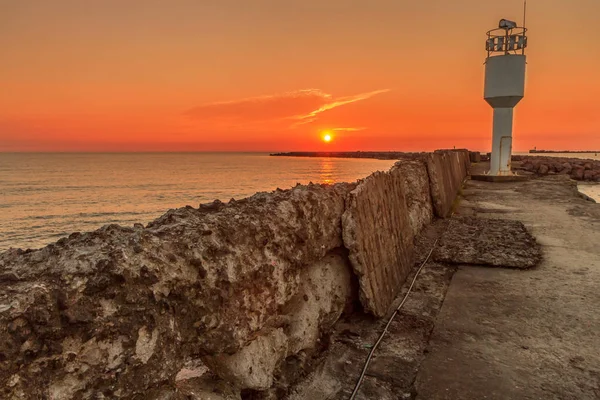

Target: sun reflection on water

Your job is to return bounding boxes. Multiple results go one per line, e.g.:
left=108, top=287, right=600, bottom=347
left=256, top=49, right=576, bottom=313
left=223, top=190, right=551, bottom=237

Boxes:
left=319, top=158, right=334, bottom=184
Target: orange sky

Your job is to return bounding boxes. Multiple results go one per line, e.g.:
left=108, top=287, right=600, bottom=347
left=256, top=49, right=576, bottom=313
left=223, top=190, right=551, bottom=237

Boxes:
left=1, top=0, right=599, bottom=152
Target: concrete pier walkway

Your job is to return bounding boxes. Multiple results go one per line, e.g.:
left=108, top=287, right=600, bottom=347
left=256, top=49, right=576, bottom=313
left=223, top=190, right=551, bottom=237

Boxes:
left=415, top=174, right=600, bottom=399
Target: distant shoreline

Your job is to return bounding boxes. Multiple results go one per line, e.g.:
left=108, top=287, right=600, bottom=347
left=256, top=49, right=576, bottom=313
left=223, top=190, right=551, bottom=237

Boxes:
left=269, top=151, right=413, bottom=160
left=529, top=150, right=599, bottom=154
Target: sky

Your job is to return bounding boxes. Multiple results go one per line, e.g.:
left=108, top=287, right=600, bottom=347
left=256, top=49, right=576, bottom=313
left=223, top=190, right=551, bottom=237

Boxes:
left=1, top=0, right=599, bottom=152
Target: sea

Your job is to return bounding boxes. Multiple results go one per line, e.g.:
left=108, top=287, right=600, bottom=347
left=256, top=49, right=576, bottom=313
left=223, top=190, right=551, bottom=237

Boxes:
left=1, top=152, right=598, bottom=253
left=0, top=153, right=397, bottom=252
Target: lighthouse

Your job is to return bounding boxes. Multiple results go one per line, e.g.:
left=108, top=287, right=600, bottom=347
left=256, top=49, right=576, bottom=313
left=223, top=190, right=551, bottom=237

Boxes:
left=484, top=18, right=528, bottom=175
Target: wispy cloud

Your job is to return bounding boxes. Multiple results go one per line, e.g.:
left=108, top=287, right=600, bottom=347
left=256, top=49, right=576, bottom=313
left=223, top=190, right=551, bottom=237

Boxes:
left=332, top=127, right=366, bottom=132
left=184, top=88, right=389, bottom=131
left=293, top=89, right=390, bottom=125
left=185, top=89, right=330, bottom=122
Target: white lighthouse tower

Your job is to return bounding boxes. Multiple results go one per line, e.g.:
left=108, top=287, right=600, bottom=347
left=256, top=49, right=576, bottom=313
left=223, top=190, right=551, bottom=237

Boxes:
left=484, top=17, right=528, bottom=175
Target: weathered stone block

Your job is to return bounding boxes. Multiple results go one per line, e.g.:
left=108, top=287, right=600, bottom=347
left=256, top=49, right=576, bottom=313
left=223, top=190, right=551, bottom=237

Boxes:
left=469, top=151, right=481, bottom=163
left=427, top=150, right=470, bottom=218
left=283, top=253, right=353, bottom=355
left=391, top=160, right=433, bottom=236
left=208, top=328, right=289, bottom=390
left=342, top=171, right=415, bottom=317
left=206, top=252, right=353, bottom=390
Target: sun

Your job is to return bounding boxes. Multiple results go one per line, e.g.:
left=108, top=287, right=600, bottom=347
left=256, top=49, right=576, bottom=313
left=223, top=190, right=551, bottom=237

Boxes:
left=322, top=131, right=333, bottom=142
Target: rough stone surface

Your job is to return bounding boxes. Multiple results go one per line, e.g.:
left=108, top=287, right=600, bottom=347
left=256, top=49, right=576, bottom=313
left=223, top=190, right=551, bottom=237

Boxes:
left=425, top=150, right=470, bottom=218
left=392, top=160, right=433, bottom=237
left=469, top=151, right=481, bottom=163
left=342, top=171, right=414, bottom=317
left=393, top=150, right=470, bottom=219
left=205, top=253, right=353, bottom=390
left=164, top=376, right=243, bottom=400
left=433, top=216, right=542, bottom=269
left=514, top=155, right=600, bottom=181
left=282, top=253, right=353, bottom=355
left=0, top=183, right=355, bottom=399
left=209, top=328, right=289, bottom=390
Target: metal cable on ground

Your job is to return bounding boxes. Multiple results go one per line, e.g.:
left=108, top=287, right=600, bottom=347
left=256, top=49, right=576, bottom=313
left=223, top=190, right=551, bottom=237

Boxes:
left=348, top=238, right=440, bottom=400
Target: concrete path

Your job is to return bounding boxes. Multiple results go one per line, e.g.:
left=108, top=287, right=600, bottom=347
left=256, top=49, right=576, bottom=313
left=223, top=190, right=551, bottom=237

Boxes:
left=415, top=175, right=600, bottom=399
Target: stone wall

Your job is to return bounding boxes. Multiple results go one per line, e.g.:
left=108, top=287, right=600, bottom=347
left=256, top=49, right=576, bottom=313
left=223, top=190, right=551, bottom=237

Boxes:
left=342, top=171, right=414, bottom=317
left=342, top=161, right=433, bottom=317
left=427, top=150, right=470, bottom=217
left=0, top=152, right=469, bottom=399
left=395, top=150, right=470, bottom=218
left=392, top=161, right=434, bottom=237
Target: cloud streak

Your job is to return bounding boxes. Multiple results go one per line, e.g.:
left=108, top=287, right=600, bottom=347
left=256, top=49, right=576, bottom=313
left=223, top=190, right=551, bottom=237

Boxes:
left=293, top=89, right=390, bottom=125
left=332, top=127, right=366, bottom=132
left=184, top=88, right=389, bottom=131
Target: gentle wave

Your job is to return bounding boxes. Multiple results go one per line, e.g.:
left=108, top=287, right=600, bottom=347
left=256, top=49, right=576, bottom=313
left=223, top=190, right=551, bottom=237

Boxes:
left=0, top=153, right=397, bottom=251
left=15, top=210, right=154, bottom=221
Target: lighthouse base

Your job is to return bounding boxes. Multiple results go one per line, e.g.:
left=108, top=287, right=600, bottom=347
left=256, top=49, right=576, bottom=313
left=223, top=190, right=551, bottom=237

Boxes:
left=488, top=107, right=514, bottom=176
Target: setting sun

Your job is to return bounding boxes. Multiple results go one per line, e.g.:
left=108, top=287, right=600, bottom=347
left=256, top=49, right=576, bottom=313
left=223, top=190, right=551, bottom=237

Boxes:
left=322, top=132, right=333, bottom=143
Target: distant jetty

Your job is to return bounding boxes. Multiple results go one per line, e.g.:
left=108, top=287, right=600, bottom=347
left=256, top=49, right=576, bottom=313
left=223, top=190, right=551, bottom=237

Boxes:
left=270, top=150, right=478, bottom=163
left=529, top=149, right=599, bottom=154
left=270, top=151, right=408, bottom=160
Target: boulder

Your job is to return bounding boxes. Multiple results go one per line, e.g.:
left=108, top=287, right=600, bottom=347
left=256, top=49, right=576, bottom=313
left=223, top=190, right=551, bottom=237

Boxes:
left=571, top=167, right=585, bottom=180
left=550, top=163, right=562, bottom=173
left=523, top=161, right=535, bottom=172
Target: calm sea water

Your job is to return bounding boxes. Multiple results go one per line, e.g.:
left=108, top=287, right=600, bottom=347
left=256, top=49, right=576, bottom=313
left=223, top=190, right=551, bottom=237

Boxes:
left=578, top=184, right=600, bottom=203
left=0, top=153, right=397, bottom=251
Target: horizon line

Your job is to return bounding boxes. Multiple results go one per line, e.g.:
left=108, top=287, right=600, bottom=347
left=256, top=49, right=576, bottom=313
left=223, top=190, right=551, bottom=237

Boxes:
left=2, top=149, right=598, bottom=154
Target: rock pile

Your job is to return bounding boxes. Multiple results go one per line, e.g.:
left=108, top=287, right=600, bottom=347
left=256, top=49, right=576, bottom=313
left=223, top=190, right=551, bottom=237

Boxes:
left=514, top=156, right=600, bottom=182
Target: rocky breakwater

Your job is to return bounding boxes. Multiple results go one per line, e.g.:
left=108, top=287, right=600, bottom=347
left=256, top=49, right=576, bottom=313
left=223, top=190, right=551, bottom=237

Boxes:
left=514, top=155, right=600, bottom=182
left=397, top=150, right=470, bottom=217
left=0, top=185, right=356, bottom=399
left=0, top=150, right=470, bottom=399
